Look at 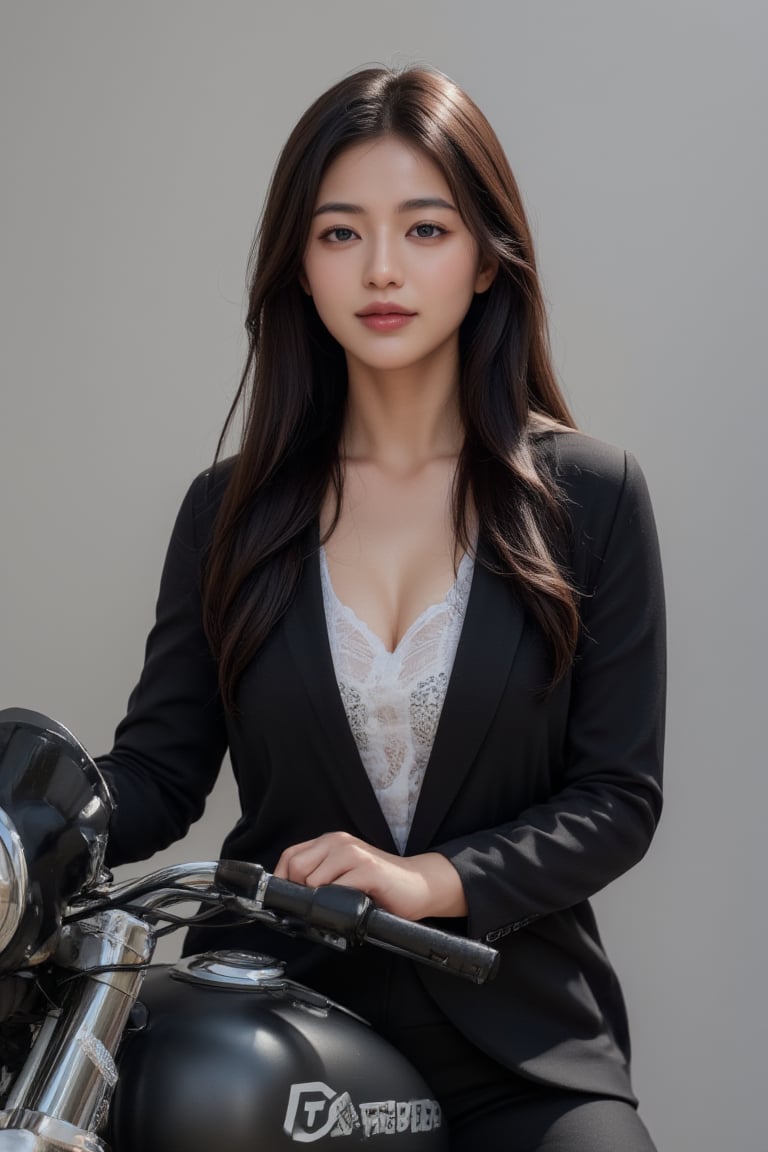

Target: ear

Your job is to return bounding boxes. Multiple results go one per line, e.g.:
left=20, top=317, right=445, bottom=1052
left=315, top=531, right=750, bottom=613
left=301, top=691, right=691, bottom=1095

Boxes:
left=474, top=256, right=498, bottom=295
left=298, top=269, right=312, bottom=296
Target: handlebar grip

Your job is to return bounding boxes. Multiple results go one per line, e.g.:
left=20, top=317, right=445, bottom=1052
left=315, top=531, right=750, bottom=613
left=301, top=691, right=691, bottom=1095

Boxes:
left=265, top=875, right=373, bottom=939
left=365, top=908, right=499, bottom=985
left=214, top=863, right=374, bottom=940
left=259, top=873, right=313, bottom=919
left=214, top=862, right=499, bottom=985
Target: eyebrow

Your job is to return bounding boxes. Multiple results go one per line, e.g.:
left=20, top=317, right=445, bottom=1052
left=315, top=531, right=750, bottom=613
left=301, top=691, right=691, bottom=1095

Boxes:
left=312, top=197, right=458, bottom=217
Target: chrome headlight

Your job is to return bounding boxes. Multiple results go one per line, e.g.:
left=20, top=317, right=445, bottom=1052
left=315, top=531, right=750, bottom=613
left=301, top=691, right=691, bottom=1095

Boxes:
left=0, top=708, right=115, bottom=969
left=0, top=806, right=28, bottom=953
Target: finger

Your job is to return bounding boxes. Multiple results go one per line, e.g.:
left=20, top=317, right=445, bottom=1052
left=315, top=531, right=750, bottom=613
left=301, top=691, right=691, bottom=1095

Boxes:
left=305, top=849, right=398, bottom=898
left=302, top=858, right=365, bottom=888
left=275, top=834, right=372, bottom=885
left=310, top=867, right=371, bottom=893
left=274, top=845, right=315, bottom=880
left=297, top=838, right=376, bottom=888
left=283, top=840, right=343, bottom=885
left=274, top=835, right=332, bottom=881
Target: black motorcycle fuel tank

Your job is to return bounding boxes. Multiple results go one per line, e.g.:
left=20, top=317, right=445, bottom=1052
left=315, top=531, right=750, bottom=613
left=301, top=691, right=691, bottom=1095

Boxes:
left=108, top=951, right=448, bottom=1151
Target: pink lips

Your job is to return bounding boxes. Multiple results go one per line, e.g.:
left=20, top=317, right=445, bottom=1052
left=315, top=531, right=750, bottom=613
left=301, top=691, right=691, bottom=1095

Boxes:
left=357, top=313, right=415, bottom=331
left=356, top=303, right=416, bottom=332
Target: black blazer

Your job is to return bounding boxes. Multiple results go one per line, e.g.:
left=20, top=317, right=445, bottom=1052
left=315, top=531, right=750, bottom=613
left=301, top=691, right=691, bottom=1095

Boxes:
left=99, top=430, right=666, bottom=1103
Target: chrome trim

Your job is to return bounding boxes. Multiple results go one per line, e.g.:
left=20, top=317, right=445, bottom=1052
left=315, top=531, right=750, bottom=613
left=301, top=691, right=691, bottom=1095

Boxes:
left=4, top=1015, right=61, bottom=1113
left=253, top=868, right=269, bottom=910
left=8, top=911, right=153, bottom=1134
left=103, top=861, right=219, bottom=910
left=0, top=809, right=28, bottom=954
left=0, top=1108, right=106, bottom=1152
left=55, top=910, right=154, bottom=972
left=173, top=950, right=286, bottom=988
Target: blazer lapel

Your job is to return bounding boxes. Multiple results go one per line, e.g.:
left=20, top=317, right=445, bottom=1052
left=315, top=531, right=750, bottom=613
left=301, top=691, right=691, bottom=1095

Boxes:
left=283, top=541, right=398, bottom=851
left=405, top=545, right=526, bottom=854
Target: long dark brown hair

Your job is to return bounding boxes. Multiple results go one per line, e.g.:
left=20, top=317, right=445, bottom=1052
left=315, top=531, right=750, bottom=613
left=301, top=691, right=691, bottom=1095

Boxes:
left=203, top=65, right=579, bottom=711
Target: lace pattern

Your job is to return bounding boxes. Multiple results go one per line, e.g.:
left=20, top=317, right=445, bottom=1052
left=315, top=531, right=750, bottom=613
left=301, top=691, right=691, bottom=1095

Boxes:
left=320, top=549, right=474, bottom=852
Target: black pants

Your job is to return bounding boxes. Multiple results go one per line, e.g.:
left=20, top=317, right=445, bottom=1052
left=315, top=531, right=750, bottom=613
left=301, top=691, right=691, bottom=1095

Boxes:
left=446, top=1095, right=656, bottom=1151
left=334, top=952, right=658, bottom=1152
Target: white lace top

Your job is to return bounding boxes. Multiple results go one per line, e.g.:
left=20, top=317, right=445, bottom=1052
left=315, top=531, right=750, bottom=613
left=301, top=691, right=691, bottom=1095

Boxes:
left=320, top=548, right=475, bottom=853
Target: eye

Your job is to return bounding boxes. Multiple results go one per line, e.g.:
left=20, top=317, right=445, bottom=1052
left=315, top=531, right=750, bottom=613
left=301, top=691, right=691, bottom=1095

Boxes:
left=410, top=223, right=446, bottom=239
left=320, top=226, right=357, bottom=243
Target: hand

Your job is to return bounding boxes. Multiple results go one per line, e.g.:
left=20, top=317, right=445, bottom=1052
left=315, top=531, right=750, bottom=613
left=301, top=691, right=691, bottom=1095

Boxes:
left=273, top=831, right=468, bottom=922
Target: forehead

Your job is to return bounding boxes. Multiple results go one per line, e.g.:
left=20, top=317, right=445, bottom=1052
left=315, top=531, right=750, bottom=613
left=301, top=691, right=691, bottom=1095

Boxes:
left=315, top=136, right=453, bottom=203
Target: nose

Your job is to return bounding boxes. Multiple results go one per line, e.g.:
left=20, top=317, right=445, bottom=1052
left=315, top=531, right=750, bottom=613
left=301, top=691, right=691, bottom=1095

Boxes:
left=363, top=229, right=403, bottom=289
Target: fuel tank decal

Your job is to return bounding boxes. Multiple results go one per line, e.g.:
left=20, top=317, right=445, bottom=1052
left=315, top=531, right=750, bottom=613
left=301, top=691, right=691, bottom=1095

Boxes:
left=284, top=1080, right=442, bottom=1141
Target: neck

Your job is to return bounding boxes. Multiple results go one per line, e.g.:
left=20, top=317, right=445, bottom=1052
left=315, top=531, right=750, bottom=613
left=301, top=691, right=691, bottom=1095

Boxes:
left=342, top=347, right=464, bottom=473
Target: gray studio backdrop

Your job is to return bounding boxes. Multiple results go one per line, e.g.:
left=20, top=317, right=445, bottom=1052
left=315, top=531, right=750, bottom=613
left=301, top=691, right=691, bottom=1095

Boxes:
left=1, top=3, right=764, bottom=1149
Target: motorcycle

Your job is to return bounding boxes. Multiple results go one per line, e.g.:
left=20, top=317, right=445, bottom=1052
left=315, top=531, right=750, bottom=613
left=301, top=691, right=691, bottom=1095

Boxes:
left=0, top=708, right=498, bottom=1150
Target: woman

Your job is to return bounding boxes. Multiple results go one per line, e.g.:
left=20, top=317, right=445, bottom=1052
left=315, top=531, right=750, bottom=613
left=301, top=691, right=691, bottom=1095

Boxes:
left=99, top=65, right=665, bottom=1150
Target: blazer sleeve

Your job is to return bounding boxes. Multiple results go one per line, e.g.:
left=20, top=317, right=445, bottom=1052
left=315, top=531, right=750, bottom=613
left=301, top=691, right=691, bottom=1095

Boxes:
left=98, top=471, right=228, bottom=867
left=436, top=449, right=666, bottom=942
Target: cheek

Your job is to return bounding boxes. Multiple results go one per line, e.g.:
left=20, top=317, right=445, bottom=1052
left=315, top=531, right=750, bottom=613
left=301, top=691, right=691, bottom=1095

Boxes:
left=312, top=298, right=344, bottom=340
left=428, top=245, right=481, bottom=295
left=304, top=269, right=350, bottom=339
left=304, top=255, right=347, bottom=306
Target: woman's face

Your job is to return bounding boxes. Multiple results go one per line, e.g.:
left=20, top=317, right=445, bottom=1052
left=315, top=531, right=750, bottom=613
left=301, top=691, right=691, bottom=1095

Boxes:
left=301, top=135, right=496, bottom=379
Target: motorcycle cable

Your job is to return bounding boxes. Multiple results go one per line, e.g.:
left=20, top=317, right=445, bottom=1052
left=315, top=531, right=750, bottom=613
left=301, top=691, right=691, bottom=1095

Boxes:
left=61, top=884, right=227, bottom=925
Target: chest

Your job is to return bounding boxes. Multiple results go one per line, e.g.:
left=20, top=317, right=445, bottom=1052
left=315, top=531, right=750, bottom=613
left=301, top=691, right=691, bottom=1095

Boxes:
left=320, top=459, right=468, bottom=653
left=231, top=541, right=567, bottom=854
